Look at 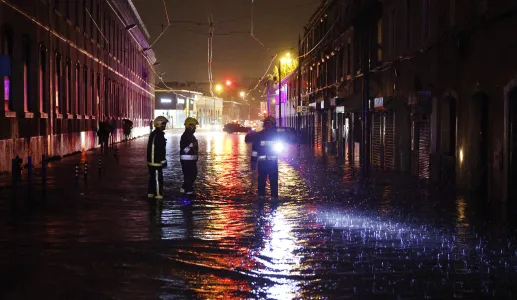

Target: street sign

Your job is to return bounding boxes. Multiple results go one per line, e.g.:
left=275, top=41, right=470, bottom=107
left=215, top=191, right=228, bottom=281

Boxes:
left=297, top=106, right=308, bottom=113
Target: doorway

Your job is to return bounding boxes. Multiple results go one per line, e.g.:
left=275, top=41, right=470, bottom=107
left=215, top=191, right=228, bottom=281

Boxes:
left=472, top=92, right=489, bottom=196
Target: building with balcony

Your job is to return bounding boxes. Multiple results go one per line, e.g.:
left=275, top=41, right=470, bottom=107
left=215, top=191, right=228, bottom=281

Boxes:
left=0, top=0, right=156, bottom=172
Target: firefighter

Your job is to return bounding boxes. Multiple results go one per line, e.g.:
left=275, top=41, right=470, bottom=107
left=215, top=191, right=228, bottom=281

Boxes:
left=251, top=116, right=279, bottom=200
left=147, top=116, right=168, bottom=199
left=180, top=117, right=199, bottom=195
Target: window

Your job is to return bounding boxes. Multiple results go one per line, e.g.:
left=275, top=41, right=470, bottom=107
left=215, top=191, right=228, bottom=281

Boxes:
left=23, top=37, right=31, bottom=112
left=83, top=0, right=87, bottom=33
left=55, top=53, right=62, bottom=114
left=347, top=40, right=351, bottom=75
left=96, top=73, right=100, bottom=116
left=406, top=0, right=412, bottom=48
left=390, top=9, right=396, bottom=56
left=96, top=0, right=101, bottom=42
left=377, top=19, right=383, bottom=62
left=449, top=0, right=455, bottom=27
left=84, top=66, right=88, bottom=115
left=2, top=27, right=13, bottom=111
left=66, top=58, right=71, bottom=113
left=75, top=63, right=80, bottom=114
left=89, top=0, right=94, bottom=38
left=66, top=0, right=70, bottom=19
left=475, top=0, right=487, bottom=16
left=75, top=0, right=80, bottom=26
left=421, top=0, right=431, bottom=41
left=39, top=44, right=47, bottom=113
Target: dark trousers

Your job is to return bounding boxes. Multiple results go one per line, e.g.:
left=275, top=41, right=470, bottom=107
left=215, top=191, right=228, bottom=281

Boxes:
left=148, top=166, right=164, bottom=196
left=100, top=136, right=109, bottom=154
left=181, top=160, right=198, bottom=192
left=258, top=161, right=278, bottom=197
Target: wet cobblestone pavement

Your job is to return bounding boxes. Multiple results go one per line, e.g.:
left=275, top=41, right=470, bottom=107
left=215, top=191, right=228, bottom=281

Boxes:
left=1, top=130, right=517, bottom=299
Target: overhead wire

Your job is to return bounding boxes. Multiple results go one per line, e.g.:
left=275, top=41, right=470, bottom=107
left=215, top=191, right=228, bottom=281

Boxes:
left=85, top=7, right=109, bottom=44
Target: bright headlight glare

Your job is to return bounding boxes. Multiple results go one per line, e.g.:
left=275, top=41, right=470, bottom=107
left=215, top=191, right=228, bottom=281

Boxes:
left=273, top=141, right=284, bottom=153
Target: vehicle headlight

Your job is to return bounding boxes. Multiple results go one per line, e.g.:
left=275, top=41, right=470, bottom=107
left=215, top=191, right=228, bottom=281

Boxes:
left=273, top=141, right=284, bottom=153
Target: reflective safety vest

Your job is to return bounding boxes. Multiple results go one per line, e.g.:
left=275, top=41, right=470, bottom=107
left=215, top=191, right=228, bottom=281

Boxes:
left=147, top=129, right=167, bottom=167
left=251, top=129, right=279, bottom=164
left=180, top=131, right=199, bottom=161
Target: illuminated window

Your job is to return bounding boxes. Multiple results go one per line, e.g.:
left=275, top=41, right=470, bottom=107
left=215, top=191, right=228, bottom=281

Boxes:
left=23, top=37, right=31, bottom=112
left=2, top=27, right=13, bottom=111
left=96, top=73, right=100, bottom=116
left=55, top=53, right=62, bottom=114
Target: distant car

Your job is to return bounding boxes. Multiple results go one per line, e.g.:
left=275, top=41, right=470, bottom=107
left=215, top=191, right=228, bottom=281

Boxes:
left=223, top=123, right=252, bottom=134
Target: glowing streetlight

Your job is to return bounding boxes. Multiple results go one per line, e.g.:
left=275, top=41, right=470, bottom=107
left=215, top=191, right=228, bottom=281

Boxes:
left=215, top=84, right=223, bottom=93
left=226, top=80, right=232, bottom=86
left=239, top=91, right=246, bottom=98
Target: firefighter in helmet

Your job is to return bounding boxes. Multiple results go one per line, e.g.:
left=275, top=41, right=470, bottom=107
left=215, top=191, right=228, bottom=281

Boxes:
left=180, top=117, right=199, bottom=195
left=147, top=116, right=168, bottom=199
left=251, top=116, right=280, bottom=200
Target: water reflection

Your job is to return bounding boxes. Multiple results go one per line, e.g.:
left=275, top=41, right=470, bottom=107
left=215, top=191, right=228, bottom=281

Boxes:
left=2, top=130, right=517, bottom=299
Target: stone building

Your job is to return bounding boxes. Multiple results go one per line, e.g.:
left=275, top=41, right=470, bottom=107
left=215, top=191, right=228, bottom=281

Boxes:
left=288, top=0, right=517, bottom=202
left=0, top=0, right=156, bottom=172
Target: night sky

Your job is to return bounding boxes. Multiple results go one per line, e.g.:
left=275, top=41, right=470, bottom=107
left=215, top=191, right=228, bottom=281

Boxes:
left=134, top=0, right=320, bottom=83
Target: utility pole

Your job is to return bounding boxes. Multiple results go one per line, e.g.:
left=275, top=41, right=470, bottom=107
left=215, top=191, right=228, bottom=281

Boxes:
left=266, top=80, right=271, bottom=116
left=361, top=24, right=371, bottom=177
left=297, top=35, right=302, bottom=133
left=278, top=61, right=282, bottom=127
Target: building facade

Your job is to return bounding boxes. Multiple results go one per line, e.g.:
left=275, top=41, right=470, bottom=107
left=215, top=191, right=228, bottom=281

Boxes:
left=0, top=0, right=156, bottom=172
left=286, top=0, right=517, bottom=202
left=154, top=87, right=223, bottom=129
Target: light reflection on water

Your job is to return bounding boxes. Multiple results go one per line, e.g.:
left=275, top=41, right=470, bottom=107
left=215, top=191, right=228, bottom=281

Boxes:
left=2, top=131, right=517, bottom=299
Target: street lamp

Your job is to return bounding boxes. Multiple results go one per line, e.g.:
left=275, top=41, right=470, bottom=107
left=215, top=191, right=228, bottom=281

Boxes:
left=215, top=84, right=223, bottom=93
left=239, top=91, right=245, bottom=98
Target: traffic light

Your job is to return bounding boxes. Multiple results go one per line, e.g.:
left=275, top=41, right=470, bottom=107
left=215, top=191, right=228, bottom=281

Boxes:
left=226, top=80, right=232, bottom=87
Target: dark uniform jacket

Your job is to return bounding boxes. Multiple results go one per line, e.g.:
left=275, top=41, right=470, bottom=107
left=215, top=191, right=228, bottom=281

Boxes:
left=251, top=128, right=280, bottom=165
left=147, top=129, right=167, bottom=167
left=180, top=131, right=199, bottom=161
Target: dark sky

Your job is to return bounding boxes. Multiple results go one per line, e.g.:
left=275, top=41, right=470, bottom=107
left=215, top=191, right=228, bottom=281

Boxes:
left=134, top=0, right=320, bottom=83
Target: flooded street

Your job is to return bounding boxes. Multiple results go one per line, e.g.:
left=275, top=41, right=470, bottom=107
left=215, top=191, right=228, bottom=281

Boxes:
left=1, top=130, right=517, bottom=299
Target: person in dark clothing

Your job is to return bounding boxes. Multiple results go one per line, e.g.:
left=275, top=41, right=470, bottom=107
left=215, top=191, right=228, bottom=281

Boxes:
left=180, top=117, right=199, bottom=195
left=147, top=116, right=168, bottom=199
left=251, top=116, right=280, bottom=200
left=97, top=122, right=113, bottom=155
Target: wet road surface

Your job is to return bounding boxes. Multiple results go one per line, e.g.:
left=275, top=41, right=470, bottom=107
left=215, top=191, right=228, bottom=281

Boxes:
left=1, top=130, right=517, bottom=299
